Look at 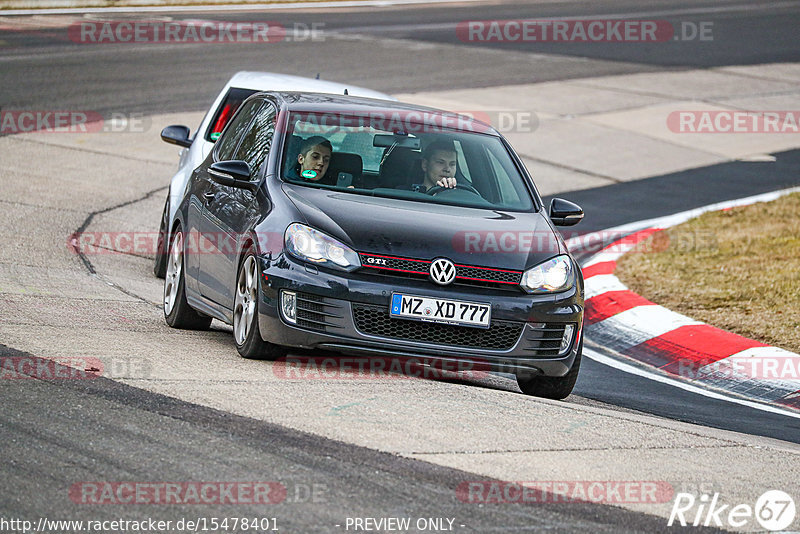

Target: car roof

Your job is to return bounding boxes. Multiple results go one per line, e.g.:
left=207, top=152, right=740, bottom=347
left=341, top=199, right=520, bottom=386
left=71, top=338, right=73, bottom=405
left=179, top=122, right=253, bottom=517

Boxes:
left=225, top=71, right=395, bottom=102
left=259, top=91, right=500, bottom=136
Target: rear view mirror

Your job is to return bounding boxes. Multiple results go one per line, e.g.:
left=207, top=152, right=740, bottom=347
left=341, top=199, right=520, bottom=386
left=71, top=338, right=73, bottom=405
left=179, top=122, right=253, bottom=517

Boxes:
left=373, top=134, right=420, bottom=149
left=161, top=125, right=192, bottom=148
left=549, top=198, right=584, bottom=226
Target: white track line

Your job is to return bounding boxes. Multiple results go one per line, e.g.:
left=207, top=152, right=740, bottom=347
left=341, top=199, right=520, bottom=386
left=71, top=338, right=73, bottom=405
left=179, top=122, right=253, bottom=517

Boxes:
left=584, top=347, right=800, bottom=420
left=0, top=0, right=485, bottom=16
left=1, top=0, right=796, bottom=17
left=581, top=185, right=800, bottom=418
left=568, top=186, right=800, bottom=254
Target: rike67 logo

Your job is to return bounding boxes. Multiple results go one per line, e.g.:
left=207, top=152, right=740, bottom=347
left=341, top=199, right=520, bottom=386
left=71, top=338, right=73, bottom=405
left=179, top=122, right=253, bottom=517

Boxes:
left=668, top=490, right=796, bottom=531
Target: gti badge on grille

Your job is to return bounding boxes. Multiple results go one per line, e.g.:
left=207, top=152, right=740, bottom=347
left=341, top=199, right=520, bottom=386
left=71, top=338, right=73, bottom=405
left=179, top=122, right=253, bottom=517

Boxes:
left=429, top=258, right=456, bottom=285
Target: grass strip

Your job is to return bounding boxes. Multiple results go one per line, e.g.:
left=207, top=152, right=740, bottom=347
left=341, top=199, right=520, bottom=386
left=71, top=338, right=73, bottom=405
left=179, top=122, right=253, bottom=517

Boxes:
left=615, top=192, right=800, bottom=354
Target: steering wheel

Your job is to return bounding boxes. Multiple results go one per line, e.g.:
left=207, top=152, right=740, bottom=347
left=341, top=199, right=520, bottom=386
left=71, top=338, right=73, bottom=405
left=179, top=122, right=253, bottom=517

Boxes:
left=426, top=183, right=482, bottom=196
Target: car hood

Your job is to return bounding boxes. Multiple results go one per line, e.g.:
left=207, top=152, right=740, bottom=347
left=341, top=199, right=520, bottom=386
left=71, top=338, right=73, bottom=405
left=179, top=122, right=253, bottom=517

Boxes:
left=282, top=185, right=565, bottom=271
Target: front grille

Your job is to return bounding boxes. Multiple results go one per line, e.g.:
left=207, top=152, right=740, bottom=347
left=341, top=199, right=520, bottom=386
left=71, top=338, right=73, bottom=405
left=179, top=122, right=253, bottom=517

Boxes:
left=295, top=293, right=343, bottom=332
left=522, top=324, right=567, bottom=357
left=364, top=256, right=430, bottom=274
left=358, top=252, right=522, bottom=290
left=352, top=303, right=523, bottom=350
left=455, top=265, right=520, bottom=284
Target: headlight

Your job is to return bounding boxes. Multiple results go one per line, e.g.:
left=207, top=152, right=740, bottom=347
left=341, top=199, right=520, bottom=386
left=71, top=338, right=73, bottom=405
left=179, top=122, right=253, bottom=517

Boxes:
left=284, top=223, right=361, bottom=272
left=520, top=255, right=575, bottom=293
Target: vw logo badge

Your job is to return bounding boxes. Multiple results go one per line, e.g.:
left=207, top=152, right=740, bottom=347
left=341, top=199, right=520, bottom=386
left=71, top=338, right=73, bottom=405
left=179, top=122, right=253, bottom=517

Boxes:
left=429, top=258, right=456, bottom=286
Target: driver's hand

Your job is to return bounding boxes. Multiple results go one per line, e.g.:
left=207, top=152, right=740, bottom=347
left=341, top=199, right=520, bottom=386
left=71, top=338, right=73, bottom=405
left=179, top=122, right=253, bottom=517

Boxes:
left=436, top=177, right=457, bottom=189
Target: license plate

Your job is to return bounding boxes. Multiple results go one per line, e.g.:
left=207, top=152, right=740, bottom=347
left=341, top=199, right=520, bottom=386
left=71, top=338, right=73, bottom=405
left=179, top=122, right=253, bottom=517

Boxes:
left=390, top=293, right=491, bottom=329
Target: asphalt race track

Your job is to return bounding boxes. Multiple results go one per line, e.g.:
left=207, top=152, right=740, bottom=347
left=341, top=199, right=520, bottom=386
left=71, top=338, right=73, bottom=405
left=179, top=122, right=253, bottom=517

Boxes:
left=1, top=0, right=799, bottom=532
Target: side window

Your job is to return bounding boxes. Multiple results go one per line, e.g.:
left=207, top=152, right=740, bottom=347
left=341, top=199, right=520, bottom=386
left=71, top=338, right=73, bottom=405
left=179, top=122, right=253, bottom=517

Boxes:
left=486, top=148, right=521, bottom=205
left=214, top=100, right=263, bottom=162
left=205, top=88, right=258, bottom=142
left=453, top=140, right=472, bottom=182
left=234, top=103, right=277, bottom=174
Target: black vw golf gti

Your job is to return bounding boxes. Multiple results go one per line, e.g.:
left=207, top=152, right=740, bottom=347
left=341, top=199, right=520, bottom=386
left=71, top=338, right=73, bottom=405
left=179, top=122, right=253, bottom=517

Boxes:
left=163, top=92, right=585, bottom=399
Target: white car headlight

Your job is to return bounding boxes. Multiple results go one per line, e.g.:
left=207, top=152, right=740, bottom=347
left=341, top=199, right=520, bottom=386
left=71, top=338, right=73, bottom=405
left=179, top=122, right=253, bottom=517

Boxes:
left=284, top=223, right=361, bottom=272
left=520, top=255, right=575, bottom=294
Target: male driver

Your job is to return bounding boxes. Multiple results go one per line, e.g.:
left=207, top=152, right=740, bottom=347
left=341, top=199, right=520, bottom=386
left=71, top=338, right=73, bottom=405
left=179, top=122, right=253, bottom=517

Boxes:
left=414, top=140, right=458, bottom=193
left=288, top=136, right=332, bottom=182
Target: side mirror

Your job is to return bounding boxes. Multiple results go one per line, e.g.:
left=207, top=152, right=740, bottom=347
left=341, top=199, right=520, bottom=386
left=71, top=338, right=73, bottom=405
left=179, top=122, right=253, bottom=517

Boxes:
left=549, top=198, right=584, bottom=226
left=161, top=125, right=192, bottom=148
left=209, top=160, right=257, bottom=191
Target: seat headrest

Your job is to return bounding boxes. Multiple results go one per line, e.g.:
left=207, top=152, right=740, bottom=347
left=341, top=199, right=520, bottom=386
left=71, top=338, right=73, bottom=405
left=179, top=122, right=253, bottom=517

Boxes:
left=285, top=135, right=303, bottom=159
left=329, top=152, right=363, bottom=177
left=378, top=147, right=421, bottom=189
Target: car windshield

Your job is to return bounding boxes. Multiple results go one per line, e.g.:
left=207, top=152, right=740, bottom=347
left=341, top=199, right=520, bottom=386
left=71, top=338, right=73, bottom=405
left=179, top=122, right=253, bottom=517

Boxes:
left=280, top=110, right=535, bottom=211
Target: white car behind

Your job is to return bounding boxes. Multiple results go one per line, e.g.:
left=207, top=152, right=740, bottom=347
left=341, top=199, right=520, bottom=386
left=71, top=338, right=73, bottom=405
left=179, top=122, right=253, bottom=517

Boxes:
left=154, top=71, right=394, bottom=277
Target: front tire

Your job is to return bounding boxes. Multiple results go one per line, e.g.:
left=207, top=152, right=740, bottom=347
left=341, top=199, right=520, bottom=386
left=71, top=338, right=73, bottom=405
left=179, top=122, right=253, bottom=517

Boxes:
left=516, top=339, right=582, bottom=400
left=163, top=228, right=212, bottom=330
left=233, top=248, right=284, bottom=360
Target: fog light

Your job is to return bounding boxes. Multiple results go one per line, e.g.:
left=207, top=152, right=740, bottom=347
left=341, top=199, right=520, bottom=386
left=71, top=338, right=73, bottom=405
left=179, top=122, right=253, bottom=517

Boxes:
left=281, top=291, right=297, bottom=324
left=560, top=324, right=575, bottom=354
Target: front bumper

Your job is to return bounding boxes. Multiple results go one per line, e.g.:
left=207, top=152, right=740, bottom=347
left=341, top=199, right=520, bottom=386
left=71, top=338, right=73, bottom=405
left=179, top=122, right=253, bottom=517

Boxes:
left=258, top=254, right=583, bottom=377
